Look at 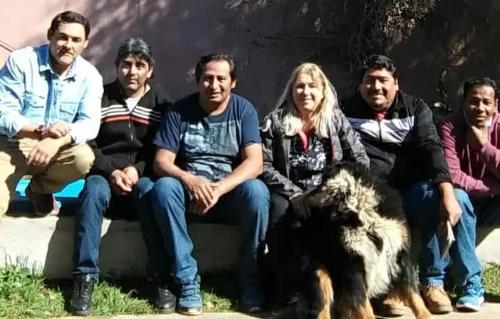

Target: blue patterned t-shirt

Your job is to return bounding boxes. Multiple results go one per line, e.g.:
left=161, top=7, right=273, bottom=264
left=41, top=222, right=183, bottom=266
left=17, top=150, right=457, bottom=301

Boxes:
left=154, top=93, right=261, bottom=181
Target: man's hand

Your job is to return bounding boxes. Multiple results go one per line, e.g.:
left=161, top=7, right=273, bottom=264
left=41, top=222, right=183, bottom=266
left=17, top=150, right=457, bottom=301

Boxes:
left=181, top=173, right=215, bottom=214
left=110, top=169, right=133, bottom=195
left=26, top=137, right=63, bottom=167
left=437, top=181, right=462, bottom=226
left=440, top=192, right=462, bottom=226
left=42, top=121, right=71, bottom=139
left=123, top=166, right=139, bottom=186
left=188, top=182, right=223, bottom=215
left=181, top=173, right=216, bottom=209
left=467, top=125, right=488, bottom=150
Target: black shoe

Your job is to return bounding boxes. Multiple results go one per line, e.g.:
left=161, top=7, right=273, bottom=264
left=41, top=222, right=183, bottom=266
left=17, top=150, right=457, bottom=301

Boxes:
left=26, top=185, right=60, bottom=216
left=70, top=274, right=96, bottom=316
left=154, top=285, right=177, bottom=314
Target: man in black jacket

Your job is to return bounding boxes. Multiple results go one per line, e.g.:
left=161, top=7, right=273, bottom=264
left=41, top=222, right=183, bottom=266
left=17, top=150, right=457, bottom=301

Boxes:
left=343, top=55, right=462, bottom=315
left=70, top=37, right=172, bottom=316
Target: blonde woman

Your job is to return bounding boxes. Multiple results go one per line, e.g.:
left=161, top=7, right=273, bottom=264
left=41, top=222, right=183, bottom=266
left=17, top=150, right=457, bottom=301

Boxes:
left=261, top=62, right=369, bottom=225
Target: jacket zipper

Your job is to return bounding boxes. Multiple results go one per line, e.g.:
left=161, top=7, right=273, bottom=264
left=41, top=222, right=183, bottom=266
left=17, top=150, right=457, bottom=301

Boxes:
left=128, top=118, right=134, bottom=166
left=377, top=119, right=383, bottom=143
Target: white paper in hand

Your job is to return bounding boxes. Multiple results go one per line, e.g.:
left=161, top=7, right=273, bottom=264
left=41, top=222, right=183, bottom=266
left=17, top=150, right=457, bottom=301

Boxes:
left=438, top=220, right=455, bottom=260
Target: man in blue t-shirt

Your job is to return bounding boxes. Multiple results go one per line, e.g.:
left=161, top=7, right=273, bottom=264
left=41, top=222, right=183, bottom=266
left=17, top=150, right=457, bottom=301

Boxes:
left=137, top=54, right=269, bottom=315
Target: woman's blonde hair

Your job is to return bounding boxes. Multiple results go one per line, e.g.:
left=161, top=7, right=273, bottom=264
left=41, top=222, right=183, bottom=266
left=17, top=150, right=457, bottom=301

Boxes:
left=276, top=62, right=339, bottom=138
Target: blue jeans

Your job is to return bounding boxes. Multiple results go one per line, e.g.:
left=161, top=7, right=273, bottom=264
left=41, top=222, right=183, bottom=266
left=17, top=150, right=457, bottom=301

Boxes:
left=147, top=177, right=269, bottom=305
left=133, top=177, right=171, bottom=282
left=72, top=175, right=152, bottom=276
left=404, top=181, right=482, bottom=287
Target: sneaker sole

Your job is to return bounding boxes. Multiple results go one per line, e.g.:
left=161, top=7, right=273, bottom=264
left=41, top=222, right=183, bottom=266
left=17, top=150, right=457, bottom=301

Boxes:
left=71, top=308, right=91, bottom=317
left=156, top=307, right=176, bottom=314
left=177, top=307, right=203, bottom=316
left=456, top=297, right=484, bottom=312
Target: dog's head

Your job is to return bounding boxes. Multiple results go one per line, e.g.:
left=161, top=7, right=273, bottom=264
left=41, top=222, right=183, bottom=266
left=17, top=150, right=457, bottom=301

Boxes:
left=306, top=162, right=381, bottom=227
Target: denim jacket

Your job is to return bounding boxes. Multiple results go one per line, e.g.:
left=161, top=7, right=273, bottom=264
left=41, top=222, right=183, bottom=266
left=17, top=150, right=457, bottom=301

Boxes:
left=0, top=44, right=103, bottom=144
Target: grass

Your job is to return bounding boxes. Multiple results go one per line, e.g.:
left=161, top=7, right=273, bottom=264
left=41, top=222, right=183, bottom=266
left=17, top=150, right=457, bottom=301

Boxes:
left=483, top=264, right=500, bottom=301
left=1, top=263, right=499, bottom=317
left=0, top=264, right=66, bottom=318
left=0, top=265, right=236, bottom=317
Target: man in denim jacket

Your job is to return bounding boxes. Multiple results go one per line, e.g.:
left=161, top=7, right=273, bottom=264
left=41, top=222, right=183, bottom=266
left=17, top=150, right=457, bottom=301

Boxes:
left=0, top=11, right=103, bottom=217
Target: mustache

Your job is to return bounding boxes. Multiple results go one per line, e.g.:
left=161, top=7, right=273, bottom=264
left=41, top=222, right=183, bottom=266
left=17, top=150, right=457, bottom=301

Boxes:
left=56, top=47, right=74, bottom=56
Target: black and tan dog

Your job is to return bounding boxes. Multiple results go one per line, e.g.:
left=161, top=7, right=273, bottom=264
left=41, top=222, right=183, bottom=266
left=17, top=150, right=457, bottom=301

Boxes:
left=273, top=162, right=432, bottom=319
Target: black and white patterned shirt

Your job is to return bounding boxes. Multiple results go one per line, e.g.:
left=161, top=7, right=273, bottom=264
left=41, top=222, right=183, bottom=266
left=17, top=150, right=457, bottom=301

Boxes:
left=289, top=133, right=332, bottom=191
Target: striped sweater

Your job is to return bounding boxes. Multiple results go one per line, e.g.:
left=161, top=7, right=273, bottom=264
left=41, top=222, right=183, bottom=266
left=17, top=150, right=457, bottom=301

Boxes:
left=89, top=80, right=171, bottom=178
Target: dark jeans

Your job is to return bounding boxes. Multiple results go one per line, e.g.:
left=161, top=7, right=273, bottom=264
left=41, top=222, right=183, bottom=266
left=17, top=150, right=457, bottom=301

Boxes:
left=269, top=192, right=290, bottom=226
left=72, top=175, right=151, bottom=277
left=264, top=192, right=304, bottom=306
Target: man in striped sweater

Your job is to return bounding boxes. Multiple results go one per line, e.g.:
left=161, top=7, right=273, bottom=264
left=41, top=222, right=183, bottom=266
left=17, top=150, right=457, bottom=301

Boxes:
left=70, top=37, right=171, bottom=316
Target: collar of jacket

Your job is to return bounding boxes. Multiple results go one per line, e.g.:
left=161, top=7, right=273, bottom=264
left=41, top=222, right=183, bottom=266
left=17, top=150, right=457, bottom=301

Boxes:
left=351, top=90, right=409, bottom=120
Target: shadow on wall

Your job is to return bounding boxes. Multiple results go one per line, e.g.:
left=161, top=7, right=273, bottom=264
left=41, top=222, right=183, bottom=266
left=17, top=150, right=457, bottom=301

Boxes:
left=82, top=0, right=347, bottom=115
left=19, top=0, right=347, bottom=116
left=384, top=0, right=500, bottom=108
left=82, top=0, right=500, bottom=113
left=10, top=0, right=500, bottom=115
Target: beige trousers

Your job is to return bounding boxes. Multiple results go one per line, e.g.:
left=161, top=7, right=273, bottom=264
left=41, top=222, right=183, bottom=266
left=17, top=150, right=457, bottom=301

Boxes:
left=0, top=136, right=94, bottom=217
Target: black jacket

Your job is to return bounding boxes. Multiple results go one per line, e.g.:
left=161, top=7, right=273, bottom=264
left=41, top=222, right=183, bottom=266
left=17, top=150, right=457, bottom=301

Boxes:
left=342, top=91, right=451, bottom=190
left=260, top=106, right=369, bottom=198
left=89, top=80, right=171, bottom=178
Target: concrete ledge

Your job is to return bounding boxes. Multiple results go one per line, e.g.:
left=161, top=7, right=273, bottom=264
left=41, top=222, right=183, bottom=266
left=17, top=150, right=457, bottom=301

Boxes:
left=1, top=215, right=499, bottom=279
left=476, top=227, right=500, bottom=264
left=0, top=216, right=239, bottom=279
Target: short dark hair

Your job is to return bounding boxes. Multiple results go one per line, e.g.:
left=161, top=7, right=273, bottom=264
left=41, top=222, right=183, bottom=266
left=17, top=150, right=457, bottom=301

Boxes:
left=360, top=54, right=397, bottom=80
left=462, top=77, right=498, bottom=99
left=194, top=54, right=236, bottom=83
left=48, top=11, right=91, bottom=39
left=114, top=37, right=155, bottom=68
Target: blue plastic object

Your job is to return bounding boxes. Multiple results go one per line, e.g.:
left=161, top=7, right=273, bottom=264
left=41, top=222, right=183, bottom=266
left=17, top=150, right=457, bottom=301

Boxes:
left=14, top=178, right=85, bottom=199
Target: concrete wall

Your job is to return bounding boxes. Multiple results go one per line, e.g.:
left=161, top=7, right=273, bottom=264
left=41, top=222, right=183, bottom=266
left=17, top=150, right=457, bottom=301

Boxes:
left=0, top=216, right=239, bottom=278
left=1, top=215, right=499, bottom=279
left=2, top=1, right=499, bottom=116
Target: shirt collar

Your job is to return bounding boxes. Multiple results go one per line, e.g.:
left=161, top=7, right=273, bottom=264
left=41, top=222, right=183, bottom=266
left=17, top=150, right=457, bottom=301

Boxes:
left=38, top=44, right=52, bottom=73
